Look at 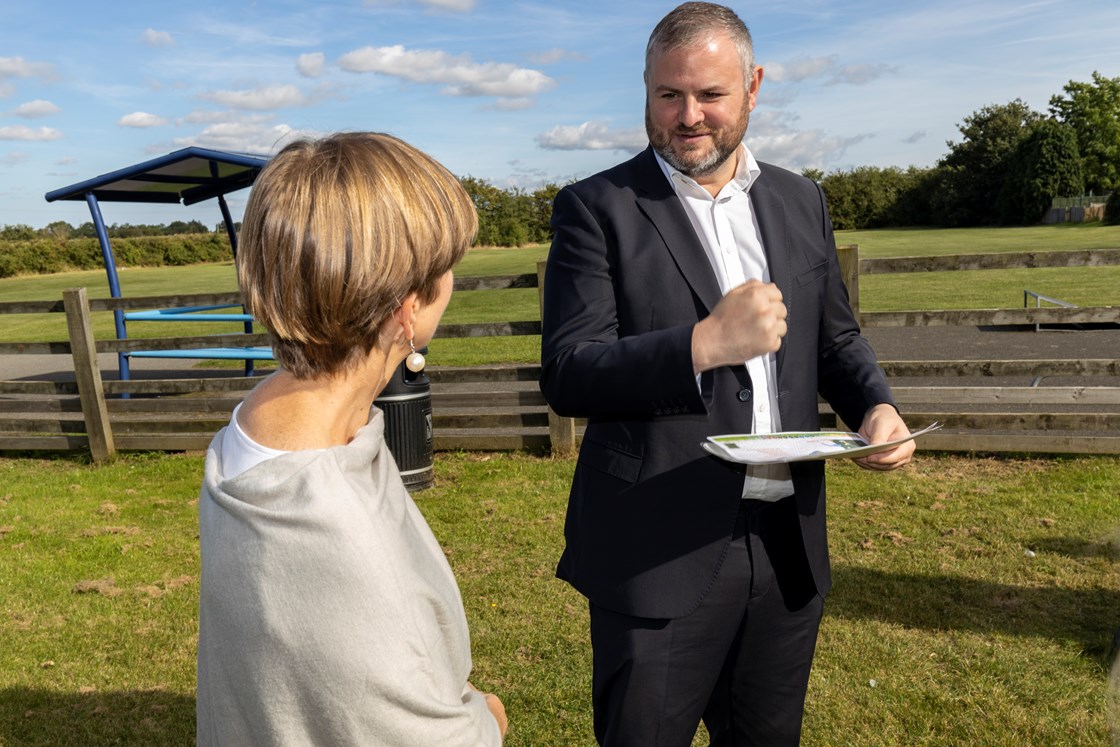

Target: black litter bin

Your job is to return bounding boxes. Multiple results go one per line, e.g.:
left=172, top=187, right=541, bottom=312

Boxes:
left=373, top=359, right=433, bottom=492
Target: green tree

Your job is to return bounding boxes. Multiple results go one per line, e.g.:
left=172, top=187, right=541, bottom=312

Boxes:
left=1105, top=190, right=1120, bottom=225
left=458, top=176, right=541, bottom=247
left=888, top=166, right=939, bottom=227
left=163, top=219, right=209, bottom=235
left=528, top=183, right=562, bottom=243
left=1049, top=71, right=1120, bottom=193
left=1, top=224, right=36, bottom=240
left=996, top=119, right=1083, bottom=225
left=932, top=99, right=1042, bottom=226
left=819, top=165, right=936, bottom=229
left=41, top=220, right=74, bottom=240
left=459, top=175, right=506, bottom=246
left=497, top=215, right=530, bottom=247
left=819, top=168, right=863, bottom=230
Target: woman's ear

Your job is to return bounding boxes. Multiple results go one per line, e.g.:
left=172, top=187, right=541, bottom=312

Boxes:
left=393, top=292, right=421, bottom=342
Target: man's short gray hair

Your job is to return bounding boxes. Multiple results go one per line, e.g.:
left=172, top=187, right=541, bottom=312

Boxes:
left=644, top=2, right=755, bottom=83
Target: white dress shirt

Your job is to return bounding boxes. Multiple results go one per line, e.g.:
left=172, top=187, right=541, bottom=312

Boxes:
left=655, top=145, right=795, bottom=501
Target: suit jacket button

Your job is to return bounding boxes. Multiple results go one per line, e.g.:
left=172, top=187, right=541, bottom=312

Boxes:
left=737, top=389, right=751, bottom=402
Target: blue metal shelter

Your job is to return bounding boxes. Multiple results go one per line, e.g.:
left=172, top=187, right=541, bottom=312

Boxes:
left=45, top=147, right=271, bottom=380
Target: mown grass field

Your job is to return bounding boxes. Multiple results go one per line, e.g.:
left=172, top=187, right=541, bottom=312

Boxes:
left=1, top=223, right=1118, bottom=368
left=0, top=451, right=1117, bottom=746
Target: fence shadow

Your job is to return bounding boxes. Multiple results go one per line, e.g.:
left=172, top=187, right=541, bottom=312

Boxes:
left=0, top=687, right=194, bottom=747
left=829, top=563, right=1119, bottom=666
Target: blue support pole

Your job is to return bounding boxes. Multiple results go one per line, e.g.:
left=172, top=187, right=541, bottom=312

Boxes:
left=218, top=192, right=238, bottom=257
left=85, top=192, right=130, bottom=383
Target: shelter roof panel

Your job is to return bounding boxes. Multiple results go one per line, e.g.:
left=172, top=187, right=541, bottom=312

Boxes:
left=45, top=147, right=269, bottom=204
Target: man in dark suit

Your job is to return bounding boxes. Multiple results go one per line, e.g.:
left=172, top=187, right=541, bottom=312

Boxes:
left=539, top=3, right=915, bottom=745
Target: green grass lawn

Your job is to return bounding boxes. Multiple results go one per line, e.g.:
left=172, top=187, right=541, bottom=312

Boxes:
left=7, top=225, right=1119, bottom=367
left=838, top=222, right=1120, bottom=258
left=0, top=451, right=1116, bottom=746
left=2, top=225, right=1119, bottom=744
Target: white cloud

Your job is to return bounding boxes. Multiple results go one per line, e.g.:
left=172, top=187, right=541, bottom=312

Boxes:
left=0, top=125, right=62, bottom=141
left=758, top=86, right=800, bottom=109
left=491, top=97, right=534, bottom=111
left=338, top=45, right=555, bottom=99
left=201, top=84, right=312, bottom=110
left=143, top=28, right=174, bottom=47
left=0, top=82, right=12, bottom=99
left=187, top=20, right=311, bottom=49
left=14, top=99, right=60, bottom=118
left=536, top=121, right=646, bottom=152
left=747, top=130, right=872, bottom=172
left=829, top=63, right=899, bottom=86
left=297, top=52, right=325, bottom=78
left=169, top=111, right=316, bottom=154
left=55, top=156, right=77, bottom=165
left=528, top=48, right=585, bottom=65
left=118, top=111, right=170, bottom=128
left=764, top=55, right=837, bottom=84
left=1, top=151, right=30, bottom=167
left=752, top=109, right=803, bottom=131
left=0, top=56, right=56, bottom=82
left=764, top=55, right=897, bottom=87
left=182, top=109, right=240, bottom=124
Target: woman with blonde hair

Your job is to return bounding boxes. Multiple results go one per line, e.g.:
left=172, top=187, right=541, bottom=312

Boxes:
left=197, top=132, right=507, bottom=745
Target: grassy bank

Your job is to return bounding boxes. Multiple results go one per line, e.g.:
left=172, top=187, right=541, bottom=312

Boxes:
left=0, top=451, right=1116, bottom=745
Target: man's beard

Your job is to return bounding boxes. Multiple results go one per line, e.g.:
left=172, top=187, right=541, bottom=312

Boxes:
left=646, top=103, right=749, bottom=178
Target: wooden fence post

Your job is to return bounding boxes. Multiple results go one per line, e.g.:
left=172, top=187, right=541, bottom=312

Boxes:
left=836, top=243, right=860, bottom=319
left=63, top=287, right=116, bottom=462
left=536, top=260, right=577, bottom=456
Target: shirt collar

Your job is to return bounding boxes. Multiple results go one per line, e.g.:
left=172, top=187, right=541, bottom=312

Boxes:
left=653, top=143, right=761, bottom=198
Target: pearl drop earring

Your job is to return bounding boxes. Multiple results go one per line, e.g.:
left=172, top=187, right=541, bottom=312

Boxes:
left=405, top=339, right=426, bottom=373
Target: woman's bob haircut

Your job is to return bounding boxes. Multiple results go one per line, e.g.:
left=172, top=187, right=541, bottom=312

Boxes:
left=237, top=132, right=477, bottom=379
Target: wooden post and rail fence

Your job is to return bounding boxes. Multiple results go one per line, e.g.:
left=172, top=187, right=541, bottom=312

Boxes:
left=2, top=246, right=1119, bottom=462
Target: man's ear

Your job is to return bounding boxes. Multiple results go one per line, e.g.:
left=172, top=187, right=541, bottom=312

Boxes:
left=747, top=65, right=764, bottom=112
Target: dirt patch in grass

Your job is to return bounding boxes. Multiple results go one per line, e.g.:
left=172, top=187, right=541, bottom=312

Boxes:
left=72, top=578, right=122, bottom=597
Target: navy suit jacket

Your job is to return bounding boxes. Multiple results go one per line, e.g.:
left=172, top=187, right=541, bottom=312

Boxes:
left=540, top=147, right=895, bottom=619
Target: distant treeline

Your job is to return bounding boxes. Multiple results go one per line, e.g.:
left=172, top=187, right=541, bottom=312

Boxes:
left=6, top=72, right=1119, bottom=278
left=0, top=233, right=234, bottom=279
left=4, top=170, right=1116, bottom=279
left=0, top=178, right=564, bottom=279
left=0, top=219, right=213, bottom=242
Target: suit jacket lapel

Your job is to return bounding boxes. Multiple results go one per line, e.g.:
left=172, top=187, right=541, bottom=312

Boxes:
left=631, top=149, right=724, bottom=314
left=751, top=170, right=791, bottom=378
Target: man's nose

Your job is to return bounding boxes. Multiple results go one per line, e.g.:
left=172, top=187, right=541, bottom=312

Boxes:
left=679, top=97, right=703, bottom=128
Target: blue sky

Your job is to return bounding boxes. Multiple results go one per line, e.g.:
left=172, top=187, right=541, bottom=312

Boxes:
left=3, top=0, right=1119, bottom=229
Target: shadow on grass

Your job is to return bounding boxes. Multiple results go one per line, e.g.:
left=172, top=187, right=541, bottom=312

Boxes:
left=830, top=561, right=1120, bottom=667
left=0, top=687, right=194, bottom=747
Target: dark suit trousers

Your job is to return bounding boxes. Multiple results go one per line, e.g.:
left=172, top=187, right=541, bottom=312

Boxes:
left=589, top=497, right=824, bottom=747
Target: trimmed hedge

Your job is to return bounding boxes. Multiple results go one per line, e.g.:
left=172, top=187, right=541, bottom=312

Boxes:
left=0, top=233, right=233, bottom=279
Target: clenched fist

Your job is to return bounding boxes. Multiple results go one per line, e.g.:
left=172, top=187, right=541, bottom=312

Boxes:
left=692, top=279, right=787, bottom=374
